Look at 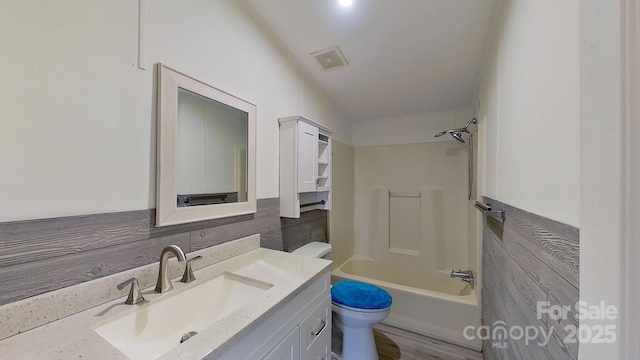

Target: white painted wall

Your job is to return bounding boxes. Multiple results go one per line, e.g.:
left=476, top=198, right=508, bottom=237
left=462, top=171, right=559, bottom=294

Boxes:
left=351, top=108, right=473, bottom=147
left=475, top=0, right=580, bottom=227
left=329, top=140, right=354, bottom=269
left=301, top=77, right=352, bottom=144
left=0, top=0, right=347, bottom=222
left=478, top=1, right=631, bottom=358
left=622, top=1, right=640, bottom=357
left=579, top=1, right=625, bottom=358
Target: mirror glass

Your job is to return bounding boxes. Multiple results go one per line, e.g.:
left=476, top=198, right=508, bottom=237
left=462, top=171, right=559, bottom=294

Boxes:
left=156, top=64, right=256, bottom=227
left=177, top=88, right=248, bottom=207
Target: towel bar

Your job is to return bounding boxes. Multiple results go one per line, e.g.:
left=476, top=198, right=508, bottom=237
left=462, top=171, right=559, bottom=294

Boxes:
left=474, top=201, right=505, bottom=220
left=301, top=200, right=326, bottom=208
left=389, top=192, right=421, bottom=198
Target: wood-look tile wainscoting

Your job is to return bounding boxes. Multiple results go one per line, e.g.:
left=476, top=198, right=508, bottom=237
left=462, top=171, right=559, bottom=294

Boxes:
left=280, top=209, right=328, bottom=252
left=482, top=197, right=579, bottom=360
left=0, top=198, right=283, bottom=306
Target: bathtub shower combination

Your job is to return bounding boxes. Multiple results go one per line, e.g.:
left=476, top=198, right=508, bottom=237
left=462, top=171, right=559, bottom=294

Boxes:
left=332, top=256, right=480, bottom=350
left=335, top=129, right=481, bottom=350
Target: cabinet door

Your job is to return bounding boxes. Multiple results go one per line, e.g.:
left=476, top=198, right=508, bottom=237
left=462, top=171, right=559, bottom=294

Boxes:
left=297, top=121, right=318, bottom=193
left=301, top=296, right=331, bottom=360
left=262, top=325, right=300, bottom=360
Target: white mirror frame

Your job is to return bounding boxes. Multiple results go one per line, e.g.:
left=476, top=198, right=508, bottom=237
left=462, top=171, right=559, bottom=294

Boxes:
left=155, top=64, right=256, bottom=227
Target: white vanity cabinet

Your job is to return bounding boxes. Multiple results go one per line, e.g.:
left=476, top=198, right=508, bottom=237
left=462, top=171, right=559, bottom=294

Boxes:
left=261, top=326, right=300, bottom=360
left=215, top=271, right=331, bottom=360
left=279, top=116, right=334, bottom=218
left=300, top=296, right=331, bottom=359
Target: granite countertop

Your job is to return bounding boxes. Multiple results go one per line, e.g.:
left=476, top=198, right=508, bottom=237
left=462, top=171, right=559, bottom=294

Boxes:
left=0, top=234, right=331, bottom=360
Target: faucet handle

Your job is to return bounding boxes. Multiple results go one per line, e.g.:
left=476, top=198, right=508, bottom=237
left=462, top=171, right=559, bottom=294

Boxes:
left=117, top=278, right=145, bottom=305
left=181, top=256, right=203, bottom=283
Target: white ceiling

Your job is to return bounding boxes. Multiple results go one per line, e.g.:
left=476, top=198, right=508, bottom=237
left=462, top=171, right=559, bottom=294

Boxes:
left=244, top=0, right=498, bottom=122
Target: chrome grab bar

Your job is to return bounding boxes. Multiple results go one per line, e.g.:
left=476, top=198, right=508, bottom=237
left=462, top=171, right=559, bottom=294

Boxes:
left=474, top=201, right=505, bottom=220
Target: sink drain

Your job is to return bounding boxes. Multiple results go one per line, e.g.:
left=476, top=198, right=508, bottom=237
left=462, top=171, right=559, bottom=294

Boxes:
left=180, top=331, right=198, bottom=344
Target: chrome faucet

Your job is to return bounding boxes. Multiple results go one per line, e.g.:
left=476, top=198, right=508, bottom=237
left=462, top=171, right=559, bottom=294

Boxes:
left=451, top=269, right=475, bottom=285
left=117, top=278, right=145, bottom=305
left=181, top=255, right=203, bottom=283
left=155, top=245, right=186, bottom=293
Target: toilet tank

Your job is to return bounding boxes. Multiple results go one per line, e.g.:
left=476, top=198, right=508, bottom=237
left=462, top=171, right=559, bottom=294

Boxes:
left=291, top=242, right=332, bottom=260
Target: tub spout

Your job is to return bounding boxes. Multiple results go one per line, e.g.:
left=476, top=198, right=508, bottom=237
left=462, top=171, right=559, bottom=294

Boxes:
left=451, top=269, right=475, bottom=285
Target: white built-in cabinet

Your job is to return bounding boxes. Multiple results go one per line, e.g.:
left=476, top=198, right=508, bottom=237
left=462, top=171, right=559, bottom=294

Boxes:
left=261, top=326, right=300, bottom=360
left=296, top=121, right=319, bottom=193
left=216, top=272, right=331, bottom=360
left=279, top=116, right=334, bottom=218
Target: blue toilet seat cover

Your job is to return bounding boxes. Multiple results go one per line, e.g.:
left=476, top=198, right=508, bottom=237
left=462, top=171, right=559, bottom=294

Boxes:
left=331, top=280, right=392, bottom=310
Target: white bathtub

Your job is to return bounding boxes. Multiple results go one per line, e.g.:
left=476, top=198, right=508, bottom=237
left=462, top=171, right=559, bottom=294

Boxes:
left=332, top=257, right=481, bottom=351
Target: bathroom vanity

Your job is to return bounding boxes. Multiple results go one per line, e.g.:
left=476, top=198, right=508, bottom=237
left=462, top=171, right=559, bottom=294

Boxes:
left=0, top=235, right=331, bottom=359
left=218, top=275, right=331, bottom=360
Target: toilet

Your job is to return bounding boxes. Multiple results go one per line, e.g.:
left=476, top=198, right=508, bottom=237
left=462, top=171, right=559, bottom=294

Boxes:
left=292, top=242, right=392, bottom=360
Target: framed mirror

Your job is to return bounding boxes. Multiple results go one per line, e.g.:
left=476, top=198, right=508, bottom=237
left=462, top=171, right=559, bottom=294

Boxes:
left=156, top=64, right=256, bottom=227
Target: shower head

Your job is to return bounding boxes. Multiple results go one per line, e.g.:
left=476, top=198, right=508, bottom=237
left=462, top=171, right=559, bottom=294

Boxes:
left=433, top=118, right=478, bottom=201
left=433, top=118, right=477, bottom=143
left=451, top=132, right=465, bottom=143
left=433, top=128, right=468, bottom=143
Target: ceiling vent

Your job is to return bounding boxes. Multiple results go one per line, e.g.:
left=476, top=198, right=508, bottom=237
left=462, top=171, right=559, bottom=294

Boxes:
left=311, top=46, right=349, bottom=71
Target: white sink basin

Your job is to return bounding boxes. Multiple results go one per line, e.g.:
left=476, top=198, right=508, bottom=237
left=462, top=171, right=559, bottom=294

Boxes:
left=93, top=272, right=273, bottom=360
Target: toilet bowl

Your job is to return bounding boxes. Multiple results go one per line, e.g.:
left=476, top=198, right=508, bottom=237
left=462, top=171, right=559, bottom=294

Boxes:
left=292, top=242, right=392, bottom=360
left=331, top=280, right=392, bottom=360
